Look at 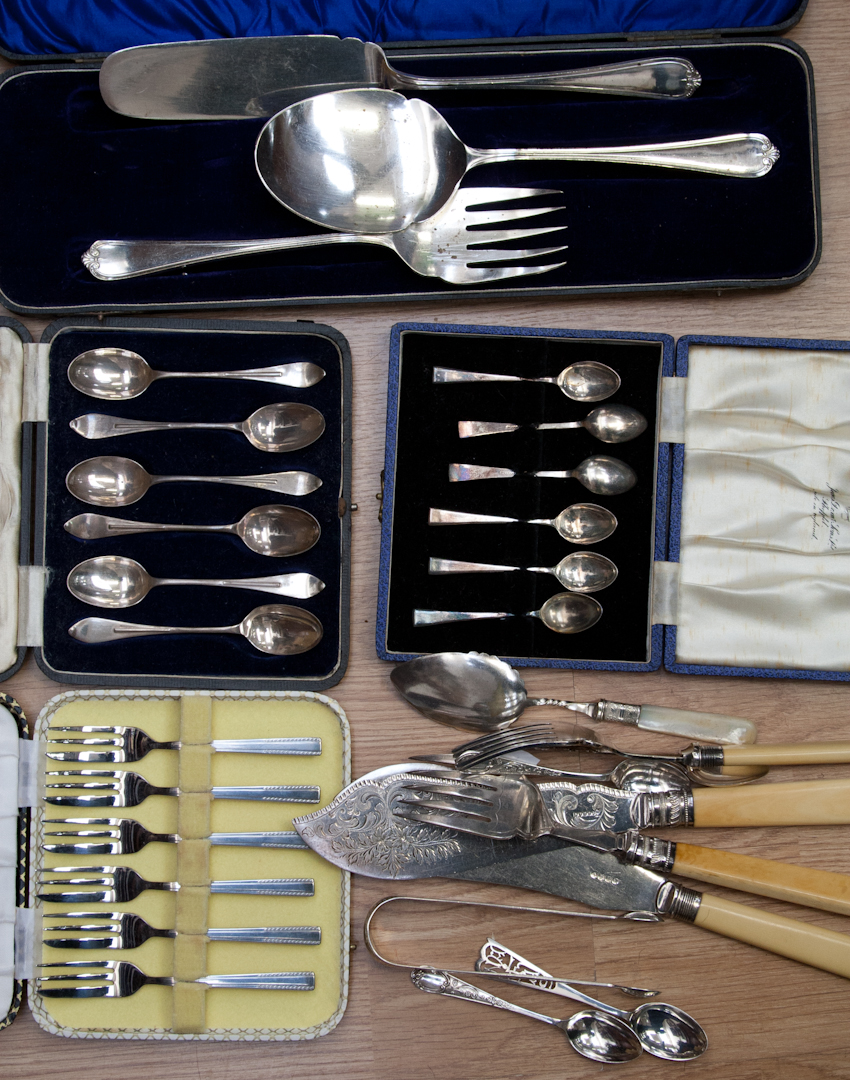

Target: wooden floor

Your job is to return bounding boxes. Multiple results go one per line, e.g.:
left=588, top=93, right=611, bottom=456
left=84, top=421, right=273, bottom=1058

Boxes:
left=5, top=2, right=850, bottom=1075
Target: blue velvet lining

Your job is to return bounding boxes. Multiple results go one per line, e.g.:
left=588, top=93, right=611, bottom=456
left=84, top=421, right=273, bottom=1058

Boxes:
left=39, top=321, right=348, bottom=687
left=0, top=1, right=803, bottom=56
left=0, top=39, right=818, bottom=314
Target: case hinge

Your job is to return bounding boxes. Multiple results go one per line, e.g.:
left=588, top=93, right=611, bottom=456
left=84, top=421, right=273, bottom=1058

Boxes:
left=16, top=564, right=45, bottom=647
left=659, top=375, right=686, bottom=444
left=21, top=343, right=50, bottom=423
left=651, top=560, right=679, bottom=625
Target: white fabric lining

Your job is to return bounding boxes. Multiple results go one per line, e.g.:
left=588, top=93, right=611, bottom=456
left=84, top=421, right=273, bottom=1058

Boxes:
left=0, top=705, right=21, bottom=1016
left=0, top=327, right=24, bottom=673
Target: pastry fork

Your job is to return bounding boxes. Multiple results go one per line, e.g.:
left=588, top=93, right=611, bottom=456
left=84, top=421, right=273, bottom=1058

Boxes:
left=44, top=769, right=320, bottom=807
left=38, top=959, right=314, bottom=997
left=46, top=725, right=321, bottom=764
left=42, top=817, right=309, bottom=856
left=37, top=865, right=315, bottom=903
left=43, top=911, right=321, bottom=949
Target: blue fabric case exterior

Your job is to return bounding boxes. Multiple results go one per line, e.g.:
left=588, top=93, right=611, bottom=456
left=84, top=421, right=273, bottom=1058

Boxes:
left=0, top=1, right=805, bottom=56
left=0, top=37, right=818, bottom=313
left=35, top=319, right=351, bottom=688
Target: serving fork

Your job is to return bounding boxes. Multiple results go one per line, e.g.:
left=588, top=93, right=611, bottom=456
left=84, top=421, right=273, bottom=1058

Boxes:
left=44, top=769, right=320, bottom=808
left=37, top=865, right=315, bottom=903
left=42, top=817, right=309, bottom=856
left=43, top=911, right=321, bottom=949
left=46, top=725, right=321, bottom=764
left=38, top=959, right=314, bottom=998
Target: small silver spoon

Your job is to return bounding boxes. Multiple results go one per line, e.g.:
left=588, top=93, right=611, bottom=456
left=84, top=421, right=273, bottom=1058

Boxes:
left=64, top=505, right=321, bottom=558
left=433, top=361, right=620, bottom=402
left=66, top=456, right=322, bottom=506
left=67, top=555, right=325, bottom=608
left=413, top=592, right=602, bottom=633
left=449, top=455, right=637, bottom=494
left=68, top=347, right=325, bottom=400
left=428, top=552, right=617, bottom=593
left=429, top=502, right=617, bottom=544
left=411, top=969, right=642, bottom=1064
left=70, top=403, right=326, bottom=453
left=68, top=604, right=323, bottom=655
left=459, top=404, right=648, bottom=444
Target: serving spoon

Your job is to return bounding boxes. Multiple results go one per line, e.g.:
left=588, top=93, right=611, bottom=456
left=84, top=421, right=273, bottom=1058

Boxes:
left=67, top=555, right=325, bottom=607
left=428, top=502, right=617, bottom=544
left=428, top=552, right=618, bottom=593
left=69, top=604, right=323, bottom=655
left=459, top=404, right=647, bottom=444
left=433, top=361, right=620, bottom=402
left=255, top=89, right=779, bottom=233
left=66, top=456, right=322, bottom=506
left=64, top=505, right=321, bottom=557
left=413, top=592, right=602, bottom=633
left=68, top=348, right=325, bottom=400
left=448, top=455, right=637, bottom=494
left=70, top=402, right=325, bottom=453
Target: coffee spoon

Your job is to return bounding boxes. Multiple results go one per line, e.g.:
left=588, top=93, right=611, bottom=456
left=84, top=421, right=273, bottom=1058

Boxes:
left=428, top=552, right=617, bottom=593
left=256, top=89, right=779, bottom=233
left=429, top=502, right=616, bottom=544
left=433, top=361, right=620, bottom=402
left=66, top=456, right=322, bottom=506
left=68, top=347, right=325, bottom=400
left=70, top=402, right=326, bottom=453
left=68, top=555, right=324, bottom=608
left=459, top=404, right=647, bottom=444
left=413, top=592, right=602, bottom=633
left=449, top=455, right=637, bottom=494
left=64, top=505, right=321, bottom=557
left=69, top=604, right=323, bottom=655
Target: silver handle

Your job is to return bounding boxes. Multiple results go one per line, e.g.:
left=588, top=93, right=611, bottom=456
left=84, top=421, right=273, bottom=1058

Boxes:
left=209, top=831, right=309, bottom=849
left=429, top=557, right=518, bottom=574
left=411, top=969, right=560, bottom=1025
left=212, top=738, right=321, bottom=756
left=149, top=470, right=318, bottom=495
left=153, top=573, right=324, bottom=598
left=429, top=507, right=518, bottom=525
left=206, top=927, right=321, bottom=945
left=198, top=971, right=315, bottom=990
left=211, top=785, right=320, bottom=803
left=209, top=878, right=315, bottom=896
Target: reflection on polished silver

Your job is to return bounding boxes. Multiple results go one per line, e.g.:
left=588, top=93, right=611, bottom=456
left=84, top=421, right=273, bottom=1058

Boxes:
left=67, top=555, right=325, bottom=608
left=100, top=37, right=704, bottom=120
left=37, top=959, right=315, bottom=998
left=413, top=591, right=603, bottom=633
left=477, top=939, right=707, bottom=1061
left=449, top=454, right=637, bottom=494
left=82, top=187, right=568, bottom=284
left=459, top=405, right=648, bottom=444
left=255, top=89, right=779, bottom=233
left=42, top=816, right=310, bottom=856
left=70, top=402, right=326, bottom=453
left=64, top=504, right=322, bottom=558
left=656, top=882, right=703, bottom=923
left=66, top=456, right=322, bottom=507
left=434, top=360, right=621, bottom=403
left=428, top=502, right=617, bottom=544
left=410, top=968, right=642, bottom=1063
left=45, top=725, right=321, bottom=764
left=67, top=347, right=325, bottom=400
left=428, top=552, right=618, bottom=593
left=68, top=603, right=324, bottom=656
left=44, top=771, right=321, bottom=809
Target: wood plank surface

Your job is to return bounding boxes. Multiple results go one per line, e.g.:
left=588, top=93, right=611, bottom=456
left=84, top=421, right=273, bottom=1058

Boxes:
left=5, top=2, right=850, bottom=1074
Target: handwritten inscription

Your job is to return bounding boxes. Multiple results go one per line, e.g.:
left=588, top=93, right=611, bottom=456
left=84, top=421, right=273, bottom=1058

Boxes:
left=811, top=486, right=850, bottom=551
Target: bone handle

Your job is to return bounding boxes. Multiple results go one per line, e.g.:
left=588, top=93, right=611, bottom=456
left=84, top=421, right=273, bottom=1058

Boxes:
left=692, top=778, right=850, bottom=827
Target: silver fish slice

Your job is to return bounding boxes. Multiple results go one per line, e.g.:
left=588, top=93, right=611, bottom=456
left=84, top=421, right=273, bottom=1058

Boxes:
left=46, top=725, right=321, bottom=764
left=42, top=817, right=309, bottom=856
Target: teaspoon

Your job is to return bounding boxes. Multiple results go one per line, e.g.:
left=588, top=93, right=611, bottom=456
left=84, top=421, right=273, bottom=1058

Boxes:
left=413, top=592, right=602, bottom=633
left=68, top=348, right=325, bottom=400
left=428, top=552, right=617, bottom=593
left=68, top=604, right=323, bottom=655
left=433, top=361, right=620, bottom=402
left=411, top=969, right=641, bottom=1064
left=459, top=404, right=647, bottom=444
left=70, top=403, right=325, bottom=453
left=429, top=502, right=617, bottom=544
left=64, top=505, right=321, bottom=558
left=68, top=555, right=325, bottom=608
left=66, top=456, right=322, bottom=506
left=449, top=455, right=637, bottom=494
left=256, top=88, right=779, bottom=233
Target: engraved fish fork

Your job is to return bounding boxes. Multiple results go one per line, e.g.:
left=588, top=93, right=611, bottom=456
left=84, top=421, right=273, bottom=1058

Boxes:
left=43, top=911, right=321, bottom=950
left=46, top=725, right=321, bottom=764
left=42, top=816, right=309, bottom=856
left=37, top=865, right=315, bottom=903
left=37, top=959, right=314, bottom=997
left=83, top=187, right=568, bottom=283
left=44, top=769, right=320, bottom=807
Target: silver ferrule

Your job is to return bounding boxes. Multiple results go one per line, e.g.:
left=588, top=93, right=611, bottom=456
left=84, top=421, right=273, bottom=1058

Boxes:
left=685, top=744, right=725, bottom=770
left=623, top=832, right=677, bottom=873
left=594, top=700, right=642, bottom=726
left=656, top=882, right=702, bottom=923
left=635, top=791, right=694, bottom=828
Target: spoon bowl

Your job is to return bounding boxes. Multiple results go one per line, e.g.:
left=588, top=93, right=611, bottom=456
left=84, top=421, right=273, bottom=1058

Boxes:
left=557, top=361, right=621, bottom=401
left=549, top=502, right=618, bottom=543
left=68, top=347, right=325, bottom=400
left=570, top=455, right=636, bottom=495
left=566, top=1011, right=644, bottom=1063
left=534, top=593, right=602, bottom=633
left=581, top=405, right=647, bottom=443
left=549, top=552, right=618, bottom=592
left=630, top=1002, right=708, bottom=1061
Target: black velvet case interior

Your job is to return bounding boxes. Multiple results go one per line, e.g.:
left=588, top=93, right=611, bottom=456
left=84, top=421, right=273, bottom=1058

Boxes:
left=0, top=38, right=817, bottom=314
left=36, top=321, right=349, bottom=686
left=378, top=326, right=665, bottom=666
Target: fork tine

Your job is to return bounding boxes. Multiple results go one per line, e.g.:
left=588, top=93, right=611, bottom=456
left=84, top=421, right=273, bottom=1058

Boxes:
left=394, top=805, right=494, bottom=831
left=465, top=226, right=566, bottom=245
left=48, top=726, right=128, bottom=733
left=452, top=724, right=557, bottom=759
left=452, top=261, right=568, bottom=283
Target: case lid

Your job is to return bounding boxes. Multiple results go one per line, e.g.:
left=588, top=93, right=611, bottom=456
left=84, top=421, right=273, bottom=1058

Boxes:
left=0, top=694, right=27, bottom=1033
